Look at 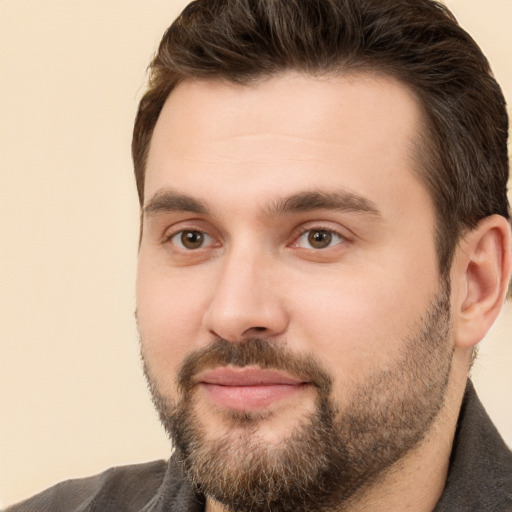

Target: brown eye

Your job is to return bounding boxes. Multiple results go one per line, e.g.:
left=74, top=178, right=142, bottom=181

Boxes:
left=308, top=230, right=332, bottom=249
left=296, top=229, right=344, bottom=249
left=181, top=230, right=204, bottom=249
left=170, top=230, right=211, bottom=250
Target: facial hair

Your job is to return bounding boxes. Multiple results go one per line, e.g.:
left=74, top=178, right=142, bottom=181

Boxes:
left=142, top=284, right=453, bottom=512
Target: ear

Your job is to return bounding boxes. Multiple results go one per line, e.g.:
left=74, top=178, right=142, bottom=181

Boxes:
left=451, top=215, right=512, bottom=349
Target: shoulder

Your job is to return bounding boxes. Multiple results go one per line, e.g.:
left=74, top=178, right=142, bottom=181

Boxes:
left=6, top=460, right=168, bottom=512
left=435, top=381, right=512, bottom=511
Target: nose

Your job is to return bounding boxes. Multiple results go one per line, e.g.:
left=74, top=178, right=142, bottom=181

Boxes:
left=202, top=246, right=289, bottom=342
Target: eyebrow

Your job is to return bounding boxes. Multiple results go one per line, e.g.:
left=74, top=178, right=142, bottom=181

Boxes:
left=143, top=188, right=382, bottom=219
left=266, top=190, right=382, bottom=218
left=144, top=190, right=209, bottom=216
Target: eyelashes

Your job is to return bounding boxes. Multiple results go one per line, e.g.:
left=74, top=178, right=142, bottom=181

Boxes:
left=169, top=230, right=216, bottom=250
left=293, top=228, right=346, bottom=250
left=164, top=226, right=348, bottom=252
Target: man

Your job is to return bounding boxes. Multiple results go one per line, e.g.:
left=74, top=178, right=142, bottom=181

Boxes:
left=8, top=0, right=511, bottom=511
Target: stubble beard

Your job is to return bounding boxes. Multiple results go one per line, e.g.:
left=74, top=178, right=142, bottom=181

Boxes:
left=142, top=284, right=453, bottom=512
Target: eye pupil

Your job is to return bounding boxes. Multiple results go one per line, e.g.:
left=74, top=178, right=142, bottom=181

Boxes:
left=308, top=230, right=332, bottom=249
left=181, top=230, right=204, bottom=249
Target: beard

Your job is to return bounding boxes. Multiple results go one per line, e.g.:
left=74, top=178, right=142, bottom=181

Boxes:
left=141, top=284, right=453, bottom=512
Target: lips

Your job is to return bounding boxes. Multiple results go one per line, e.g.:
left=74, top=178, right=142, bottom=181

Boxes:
left=195, top=367, right=309, bottom=411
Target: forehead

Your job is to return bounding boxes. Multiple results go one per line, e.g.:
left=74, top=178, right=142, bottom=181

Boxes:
left=144, top=72, right=430, bottom=222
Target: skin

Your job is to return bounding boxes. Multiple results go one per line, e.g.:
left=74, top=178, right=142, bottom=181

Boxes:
left=136, top=72, right=512, bottom=511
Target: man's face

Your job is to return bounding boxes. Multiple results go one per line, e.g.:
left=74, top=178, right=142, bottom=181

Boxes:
left=137, top=73, right=453, bottom=510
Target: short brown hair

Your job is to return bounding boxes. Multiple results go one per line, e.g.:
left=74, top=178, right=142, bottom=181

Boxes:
left=132, top=0, right=510, bottom=274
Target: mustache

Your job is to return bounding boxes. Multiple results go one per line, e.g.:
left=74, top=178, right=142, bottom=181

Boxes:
left=177, top=338, right=333, bottom=395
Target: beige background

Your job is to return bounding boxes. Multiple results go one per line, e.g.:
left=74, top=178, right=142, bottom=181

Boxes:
left=0, top=0, right=511, bottom=508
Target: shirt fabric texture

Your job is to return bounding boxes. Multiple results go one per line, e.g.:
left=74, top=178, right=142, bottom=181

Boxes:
left=7, top=381, right=512, bottom=511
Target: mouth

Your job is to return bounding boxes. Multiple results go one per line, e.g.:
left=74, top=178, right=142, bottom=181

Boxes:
left=195, top=367, right=311, bottom=411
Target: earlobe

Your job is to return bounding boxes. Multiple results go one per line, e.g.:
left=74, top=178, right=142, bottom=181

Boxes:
left=452, top=215, right=512, bottom=349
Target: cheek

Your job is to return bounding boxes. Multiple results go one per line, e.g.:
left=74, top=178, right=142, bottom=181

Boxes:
left=287, top=264, right=435, bottom=395
left=136, top=259, right=212, bottom=385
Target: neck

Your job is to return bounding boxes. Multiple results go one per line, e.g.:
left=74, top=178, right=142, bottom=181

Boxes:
left=344, top=378, right=465, bottom=511
left=206, top=353, right=470, bottom=512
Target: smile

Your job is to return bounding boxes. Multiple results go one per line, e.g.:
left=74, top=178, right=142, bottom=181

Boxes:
left=196, top=367, right=310, bottom=411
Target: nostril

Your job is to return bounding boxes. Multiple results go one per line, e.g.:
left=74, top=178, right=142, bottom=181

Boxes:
left=242, top=326, right=268, bottom=337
